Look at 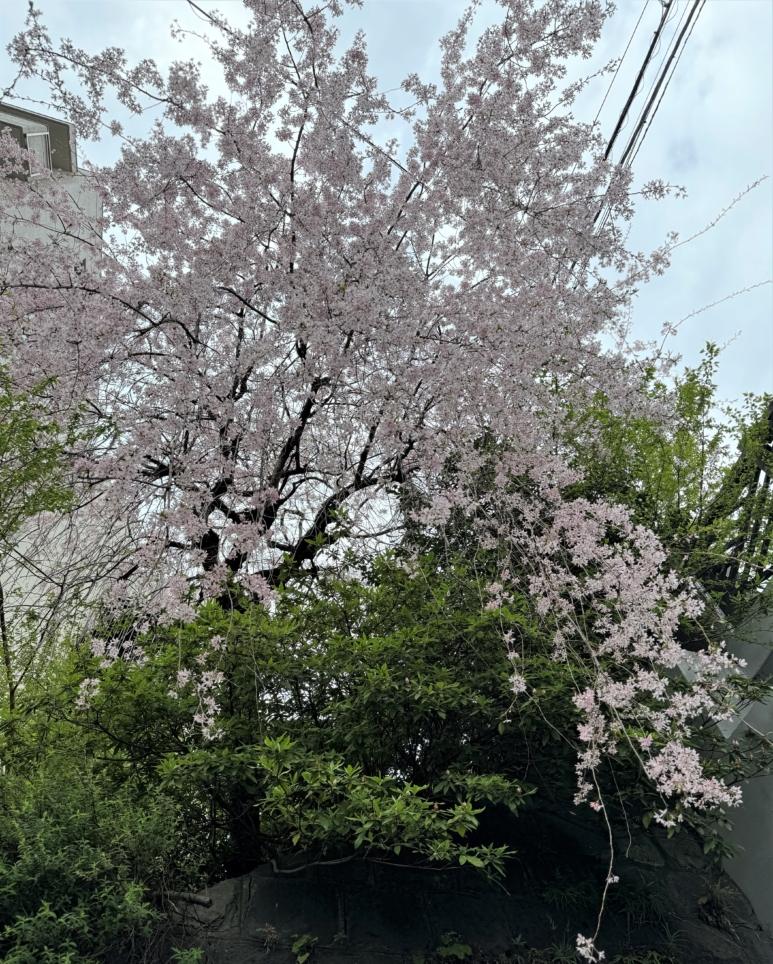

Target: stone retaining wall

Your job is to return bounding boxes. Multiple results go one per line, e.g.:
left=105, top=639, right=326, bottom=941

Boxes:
left=166, top=814, right=773, bottom=963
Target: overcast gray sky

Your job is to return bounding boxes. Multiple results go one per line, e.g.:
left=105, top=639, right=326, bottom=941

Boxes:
left=2, top=0, right=771, bottom=405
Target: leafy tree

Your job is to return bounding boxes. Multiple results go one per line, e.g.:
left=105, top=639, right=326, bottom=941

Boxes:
left=0, top=765, right=180, bottom=964
left=565, top=344, right=773, bottom=622
left=0, top=558, right=536, bottom=961
left=0, top=371, right=71, bottom=543
left=0, top=545, right=769, bottom=961
left=3, top=0, right=675, bottom=605
left=59, top=557, right=537, bottom=879
left=0, top=646, right=207, bottom=964
left=0, top=369, right=74, bottom=709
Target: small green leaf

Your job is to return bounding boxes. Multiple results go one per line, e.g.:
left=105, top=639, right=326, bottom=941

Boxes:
left=436, top=944, right=472, bottom=960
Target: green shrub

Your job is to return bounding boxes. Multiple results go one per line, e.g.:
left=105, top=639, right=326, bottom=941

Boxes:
left=0, top=734, right=203, bottom=962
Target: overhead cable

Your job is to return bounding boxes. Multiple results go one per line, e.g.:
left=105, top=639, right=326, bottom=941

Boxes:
left=593, top=1, right=651, bottom=127
left=603, top=0, right=676, bottom=161
left=594, top=0, right=706, bottom=236
left=624, top=0, right=707, bottom=169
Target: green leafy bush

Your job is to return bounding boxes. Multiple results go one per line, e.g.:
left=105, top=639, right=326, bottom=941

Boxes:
left=71, top=556, right=540, bottom=879
left=0, top=658, right=209, bottom=962
left=0, top=764, right=179, bottom=962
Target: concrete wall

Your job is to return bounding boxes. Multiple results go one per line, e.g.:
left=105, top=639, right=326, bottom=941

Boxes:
left=0, top=171, right=102, bottom=268
left=167, top=816, right=773, bottom=963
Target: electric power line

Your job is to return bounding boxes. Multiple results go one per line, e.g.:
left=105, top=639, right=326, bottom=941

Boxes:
left=620, top=0, right=706, bottom=169
left=626, top=0, right=707, bottom=169
left=593, top=1, right=651, bottom=127
left=603, top=0, right=676, bottom=161
left=593, top=0, right=706, bottom=237
left=623, top=0, right=687, bottom=144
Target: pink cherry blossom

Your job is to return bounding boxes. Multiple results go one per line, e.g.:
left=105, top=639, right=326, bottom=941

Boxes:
left=1, top=0, right=667, bottom=608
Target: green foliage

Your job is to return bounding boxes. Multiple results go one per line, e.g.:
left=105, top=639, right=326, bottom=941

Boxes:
left=434, top=933, right=472, bottom=960
left=169, top=951, right=204, bottom=964
left=255, top=735, right=511, bottom=874
left=541, top=872, right=598, bottom=912
left=11, top=540, right=760, bottom=907
left=74, top=557, right=537, bottom=879
left=609, top=952, right=679, bottom=964
left=0, top=552, right=546, bottom=962
left=608, top=882, right=668, bottom=937
left=0, top=369, right=83, bottom=712
left=566, top=344, right=772, bottom=614
left=696, top=878, right=738, bottom=934
left=0, top=757, right=187, bottom=962
left=0, top=653, right=209, bottom=963
left=547, top=941, right=581, bottom=964
left=0, top=348, right=769, bottom=960
left=0, top=370, right=74, bottom=545
left=291, top=933, right=317, bottom=963
left=567, top=347, right=732, bottom=533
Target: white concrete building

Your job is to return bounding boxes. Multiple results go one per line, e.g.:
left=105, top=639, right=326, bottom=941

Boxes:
left=0, top=101, right=102, bottom=258
left=0, top=103, right=114, bottom=701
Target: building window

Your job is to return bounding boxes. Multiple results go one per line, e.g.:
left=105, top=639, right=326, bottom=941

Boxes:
left=25, top=131, right=52, bottom=176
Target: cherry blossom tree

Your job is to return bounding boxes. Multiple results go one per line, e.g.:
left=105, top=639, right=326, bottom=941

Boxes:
left=1, top=0, right=662, bottom=602
left=0, top=2, right=754, bottom=955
